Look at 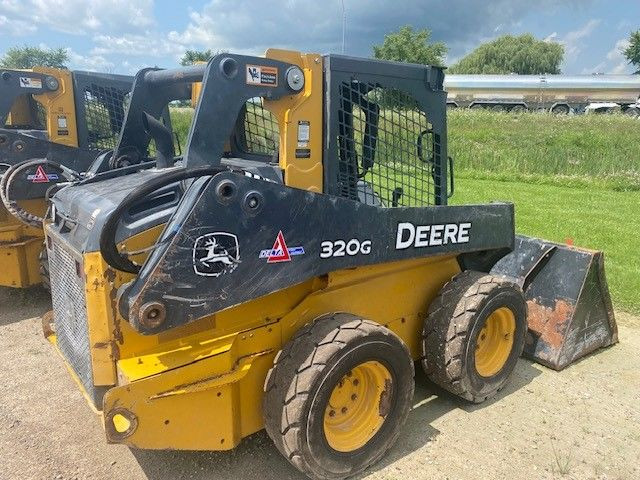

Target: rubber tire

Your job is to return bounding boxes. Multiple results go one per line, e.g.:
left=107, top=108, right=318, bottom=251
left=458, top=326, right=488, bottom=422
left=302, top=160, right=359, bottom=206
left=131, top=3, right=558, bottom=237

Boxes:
left=263, top=313, right=414, bottom=480
left=421, top=270, right=527, bottom=404
left=551, top=104, right=570, bottom=115
left=38, top=245, right=50, bottom=293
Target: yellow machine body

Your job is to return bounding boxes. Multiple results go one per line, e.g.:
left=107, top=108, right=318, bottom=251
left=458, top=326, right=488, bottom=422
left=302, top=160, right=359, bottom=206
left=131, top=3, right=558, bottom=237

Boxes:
left=42, top=50, right=460, bottom=449
left=4, top=67, right=80, bottom=147
left=47, top=239, right=460, bottom=449
left=43, top=49, right=616, bottom=460
left=0, top=199, right=47, bottom=287
left=1, top=67, right=78, bottom=288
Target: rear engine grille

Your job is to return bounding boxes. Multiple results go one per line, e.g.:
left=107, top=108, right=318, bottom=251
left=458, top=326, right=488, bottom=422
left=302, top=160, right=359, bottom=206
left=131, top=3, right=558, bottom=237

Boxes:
left=49, top=241, right=104, bottom=406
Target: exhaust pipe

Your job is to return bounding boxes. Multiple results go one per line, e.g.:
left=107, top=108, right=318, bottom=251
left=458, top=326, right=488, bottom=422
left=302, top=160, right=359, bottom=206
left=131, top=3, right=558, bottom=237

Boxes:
left=142, top=112, right=175, bottom=168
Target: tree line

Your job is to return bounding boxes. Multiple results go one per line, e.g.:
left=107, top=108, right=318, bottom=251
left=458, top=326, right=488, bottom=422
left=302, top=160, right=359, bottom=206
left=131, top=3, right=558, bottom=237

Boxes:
left=1, top=28, right=639, bottom=74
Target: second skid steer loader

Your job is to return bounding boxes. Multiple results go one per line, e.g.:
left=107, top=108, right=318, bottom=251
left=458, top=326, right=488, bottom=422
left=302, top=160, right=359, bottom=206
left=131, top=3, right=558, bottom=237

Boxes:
left=0, top=67, right=132, bottom=288
left=42, top=50, right=616, bottom=479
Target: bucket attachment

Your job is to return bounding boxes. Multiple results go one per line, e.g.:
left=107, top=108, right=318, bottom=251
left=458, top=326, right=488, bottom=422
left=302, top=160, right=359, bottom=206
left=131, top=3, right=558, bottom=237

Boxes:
left=491, top=235, right=617, bottom=370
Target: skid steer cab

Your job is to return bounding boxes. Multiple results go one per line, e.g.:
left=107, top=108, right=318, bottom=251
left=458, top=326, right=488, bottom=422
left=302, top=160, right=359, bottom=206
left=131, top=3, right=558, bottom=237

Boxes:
left=0, top=67, right=132, bottom=288
left=43, top=50, right=616, bottom=480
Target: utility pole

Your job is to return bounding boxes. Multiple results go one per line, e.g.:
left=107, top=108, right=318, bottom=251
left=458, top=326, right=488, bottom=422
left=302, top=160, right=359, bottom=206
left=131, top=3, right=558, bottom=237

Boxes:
left=341, top=0, right=346, bottom=53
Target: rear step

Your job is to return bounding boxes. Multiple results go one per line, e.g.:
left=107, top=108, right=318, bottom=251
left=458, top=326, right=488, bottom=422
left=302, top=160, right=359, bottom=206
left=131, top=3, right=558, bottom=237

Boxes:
left=491, top=235, right=617, bottom=370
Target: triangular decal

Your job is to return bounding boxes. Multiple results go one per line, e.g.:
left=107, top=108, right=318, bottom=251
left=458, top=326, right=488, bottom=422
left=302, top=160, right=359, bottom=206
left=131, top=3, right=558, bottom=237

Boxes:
left=267, top=230, right=292, bottom=263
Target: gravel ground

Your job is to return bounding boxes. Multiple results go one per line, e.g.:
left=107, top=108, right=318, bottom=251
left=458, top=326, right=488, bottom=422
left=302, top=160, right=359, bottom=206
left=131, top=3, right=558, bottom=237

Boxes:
left=1, top=287, right=638, bottom=480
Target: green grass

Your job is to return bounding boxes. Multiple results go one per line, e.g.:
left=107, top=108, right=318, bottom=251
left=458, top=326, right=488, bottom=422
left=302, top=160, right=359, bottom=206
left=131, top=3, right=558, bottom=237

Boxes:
left=448, top=110, right=640, bottom=191
left=170, top=108, right=195, bottom=153
left=451, top=177, right=640, bottom=314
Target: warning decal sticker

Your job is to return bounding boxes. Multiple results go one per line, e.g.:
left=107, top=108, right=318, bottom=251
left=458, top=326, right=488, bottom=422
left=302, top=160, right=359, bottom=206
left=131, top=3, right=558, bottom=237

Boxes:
left=259, top=230, right=305, bottom=263
left=19, top=77, right=43, bottom=89
left=246, top=65, right=278, bottom=87
left=27, top=165, right=59, bottom=183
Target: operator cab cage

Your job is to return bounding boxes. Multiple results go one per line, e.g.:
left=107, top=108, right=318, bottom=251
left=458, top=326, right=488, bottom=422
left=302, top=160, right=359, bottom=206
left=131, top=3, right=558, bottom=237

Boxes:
left=0, top=68, right=131, bottom=150
left=324, top=55, right=449, bottom=206
left=112, top=52, right=450, bottom=206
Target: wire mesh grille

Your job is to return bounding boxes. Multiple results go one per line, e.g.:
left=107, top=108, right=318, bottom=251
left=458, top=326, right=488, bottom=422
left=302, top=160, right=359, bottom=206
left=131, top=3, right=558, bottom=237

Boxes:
left=337, top=81, right=437, bottom=207
left=242, top=98, right=278, bottom=156
left=81, top=84, right=129, bottom=150
left=49, top=242, right=94, bottom=398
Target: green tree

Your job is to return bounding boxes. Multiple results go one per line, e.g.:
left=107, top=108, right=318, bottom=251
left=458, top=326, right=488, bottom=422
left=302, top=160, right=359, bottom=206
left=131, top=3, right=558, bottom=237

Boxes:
left=180, top=49, right=213, bottom=66
left=0, top=46, right=69, bottom=69
left=372, top=26, right=447, bottom=66
left=623, top=30, right=640, bottom=73
left=449, top=34, right=564, bottom=74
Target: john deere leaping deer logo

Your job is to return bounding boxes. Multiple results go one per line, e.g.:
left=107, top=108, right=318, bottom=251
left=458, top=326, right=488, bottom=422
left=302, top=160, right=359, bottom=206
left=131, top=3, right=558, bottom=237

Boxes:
left=192, top=232, right=240, bottom=277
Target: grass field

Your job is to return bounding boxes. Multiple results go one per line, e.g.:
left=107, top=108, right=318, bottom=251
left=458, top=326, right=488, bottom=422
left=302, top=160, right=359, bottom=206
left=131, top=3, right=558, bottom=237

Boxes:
left=170, top=108, right=639, bottom=313
left=448, top=110, right=639, bottom=313
left=452, top=177, right=639, bottom=314
left=449, top=110, right=640, bottom=191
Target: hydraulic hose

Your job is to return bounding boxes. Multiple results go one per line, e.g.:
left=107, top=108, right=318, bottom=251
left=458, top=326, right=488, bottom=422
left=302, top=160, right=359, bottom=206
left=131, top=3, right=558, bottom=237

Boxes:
left=0, top=159, right=80, bottom=228
left=99, top=165, right=228, bottom=273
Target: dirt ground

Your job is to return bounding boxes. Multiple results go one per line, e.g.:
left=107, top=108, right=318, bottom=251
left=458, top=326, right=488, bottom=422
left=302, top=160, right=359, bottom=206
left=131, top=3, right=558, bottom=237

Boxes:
left=0, top=287, right=638, bottom=480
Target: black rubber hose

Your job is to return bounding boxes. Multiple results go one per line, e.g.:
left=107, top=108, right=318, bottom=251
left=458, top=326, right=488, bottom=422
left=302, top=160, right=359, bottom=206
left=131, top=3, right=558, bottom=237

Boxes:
left=0, top=159, right=80, bottom=228
left=99, top=165, right=227, bottom=273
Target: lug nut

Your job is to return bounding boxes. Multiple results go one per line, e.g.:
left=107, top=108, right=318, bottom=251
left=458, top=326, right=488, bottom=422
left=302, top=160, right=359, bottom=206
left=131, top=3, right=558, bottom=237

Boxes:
left=353, top=379, right=359, bottom=386
left=329, top=410, right=335, bottom=417
left=341, top=407, right=348, bottom=414
left=351, top=394, right=357, bottom=401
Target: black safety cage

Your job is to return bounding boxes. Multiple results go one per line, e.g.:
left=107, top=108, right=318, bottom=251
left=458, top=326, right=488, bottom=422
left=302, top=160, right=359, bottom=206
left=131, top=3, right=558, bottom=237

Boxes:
left=324, top=55, right=449, bottom=206
left=110, top=64, right=277, bottom=167
left=107, top=54, right=449, bottom=206
left=72, top=71, right=132, bottom=150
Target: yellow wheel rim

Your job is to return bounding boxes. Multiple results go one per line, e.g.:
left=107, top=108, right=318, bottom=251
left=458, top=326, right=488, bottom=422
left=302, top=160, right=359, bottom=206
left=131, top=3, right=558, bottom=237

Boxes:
left=323, top=360, right=392, bottom=452
left=475, top=307, right=516, bottom=377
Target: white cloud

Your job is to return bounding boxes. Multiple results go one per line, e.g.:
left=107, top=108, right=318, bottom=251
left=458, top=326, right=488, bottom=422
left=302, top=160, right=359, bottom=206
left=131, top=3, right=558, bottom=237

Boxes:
left=65, top=47, right=115, bottom=72
left=607, top=38, right=630, bottom=61
left=607, top=38, right=631, bottom=74
left=0, top=14, right=37, bottom=36
left=0, top=0, right=154, bottom=35
left=581, top=37, right=633, bottom=74
left=167, top=0, right=576, bottom=59
left=544, top=32, right=558, bottom=43
left=560, top=19, right=601, bottom=57
left=91, top=32, right=184, bottom=61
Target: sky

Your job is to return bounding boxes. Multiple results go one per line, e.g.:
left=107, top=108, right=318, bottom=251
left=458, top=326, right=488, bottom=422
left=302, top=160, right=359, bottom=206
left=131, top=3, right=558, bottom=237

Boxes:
left=0, top=0, right=637, bottom=75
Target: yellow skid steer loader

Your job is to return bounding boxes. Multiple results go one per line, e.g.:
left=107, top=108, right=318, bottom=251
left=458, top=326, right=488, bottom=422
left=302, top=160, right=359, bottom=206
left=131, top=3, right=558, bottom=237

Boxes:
left=42, top=50, right=616, bottom=479
left=0, top=67, right=132, bottom=288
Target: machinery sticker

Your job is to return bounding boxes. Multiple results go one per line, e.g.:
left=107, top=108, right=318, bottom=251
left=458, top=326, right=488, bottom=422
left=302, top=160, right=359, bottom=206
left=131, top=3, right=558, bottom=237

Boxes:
left=297, top=121, right=310, bottom=148
left=57, top=115, right=69, bottom=135
left=259, top=230, right=304, bottom=263
left=27, top=165, right=59, bottom=183
left=193, top=232, right=240, bottom=277
left=395, top=222, right=471, bottom=249
left=320, top=239, right=372, bottom=258
left=19, top=77, right=42, bottom=89
left=246, top=65, right=278, bottom=87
